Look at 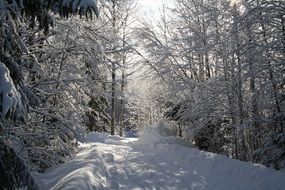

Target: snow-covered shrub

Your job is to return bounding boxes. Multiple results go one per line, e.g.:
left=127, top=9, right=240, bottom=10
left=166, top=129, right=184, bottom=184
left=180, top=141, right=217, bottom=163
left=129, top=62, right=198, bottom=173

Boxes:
left=136, top=126, right=162, bottom=145
left=137, top=121, right=177, bottom=144
left=155, top=121, right=178, bottom=137
left=136, top=122, right=191, bottom=147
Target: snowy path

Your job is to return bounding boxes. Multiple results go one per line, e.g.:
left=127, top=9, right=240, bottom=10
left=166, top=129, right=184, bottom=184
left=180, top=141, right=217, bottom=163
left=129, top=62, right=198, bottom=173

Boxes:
left=36, top=132, right=285, bottom=190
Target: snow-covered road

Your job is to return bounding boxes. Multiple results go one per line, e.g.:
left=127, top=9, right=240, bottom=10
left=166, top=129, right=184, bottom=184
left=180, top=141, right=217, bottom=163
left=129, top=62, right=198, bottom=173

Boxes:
left=36, top=130, right=285, bottom=190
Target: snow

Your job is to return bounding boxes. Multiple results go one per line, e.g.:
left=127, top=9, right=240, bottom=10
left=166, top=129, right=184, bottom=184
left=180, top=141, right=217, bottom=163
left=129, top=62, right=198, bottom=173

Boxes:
left=36, top=128, right=285, bottom=190
left=0, top=63, right=21, bottom=118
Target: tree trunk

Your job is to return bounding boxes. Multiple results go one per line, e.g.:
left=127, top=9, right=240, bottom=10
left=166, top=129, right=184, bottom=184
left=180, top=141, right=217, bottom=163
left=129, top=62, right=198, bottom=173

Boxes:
left=110, top=0, right=116, bottom=135
left=233, top=6, right=247, bottom=160
left=119, top=70, right=125, bottom=137
left=246, top=22, right=259, bottom=152
left=178, top=124, right=182, bottom=137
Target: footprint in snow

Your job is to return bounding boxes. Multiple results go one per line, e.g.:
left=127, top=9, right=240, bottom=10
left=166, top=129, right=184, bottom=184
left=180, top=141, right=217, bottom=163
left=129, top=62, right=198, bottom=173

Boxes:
left=109, top=166, right=119, bottom=176
left=105, top=167, right=120, bottom=189
left=103, top=153, right=114, bottom=163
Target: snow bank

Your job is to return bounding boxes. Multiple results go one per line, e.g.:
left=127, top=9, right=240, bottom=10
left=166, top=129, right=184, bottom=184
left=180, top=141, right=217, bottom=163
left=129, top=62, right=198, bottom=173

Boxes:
left=135, top=126, right=285, bottom=190
left=36, top=132, right=137, bottom=189
left=136, top=122, right=189, bottom=146
left=36, top=144, right=109, bottom=189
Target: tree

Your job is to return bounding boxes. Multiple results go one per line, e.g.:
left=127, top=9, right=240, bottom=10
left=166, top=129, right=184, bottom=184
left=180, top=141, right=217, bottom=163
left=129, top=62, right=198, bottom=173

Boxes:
left=97, top=0, right=136, bottom=135
left=0, top=0, right=99, bottom=125
left=134, top=0, right=285, bottom=169
left=0, top=1, right=100, bottom=188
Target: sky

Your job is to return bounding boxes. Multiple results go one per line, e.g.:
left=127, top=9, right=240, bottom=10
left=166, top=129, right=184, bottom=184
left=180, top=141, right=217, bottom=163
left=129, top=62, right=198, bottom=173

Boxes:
left=128, top=1, right=176, bottom=94
left=137, top=0, right=174, bottom=18
left=137, top=0, right=239, bottom=16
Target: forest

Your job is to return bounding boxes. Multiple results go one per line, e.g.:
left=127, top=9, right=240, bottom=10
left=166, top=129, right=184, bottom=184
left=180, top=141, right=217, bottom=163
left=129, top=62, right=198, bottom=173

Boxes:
left=0, top=0, right=284, bottom=189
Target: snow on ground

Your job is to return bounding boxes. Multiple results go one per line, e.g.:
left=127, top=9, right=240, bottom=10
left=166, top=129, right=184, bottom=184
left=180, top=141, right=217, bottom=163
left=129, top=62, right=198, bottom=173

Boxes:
left=36, top=128, right=285, bottom=190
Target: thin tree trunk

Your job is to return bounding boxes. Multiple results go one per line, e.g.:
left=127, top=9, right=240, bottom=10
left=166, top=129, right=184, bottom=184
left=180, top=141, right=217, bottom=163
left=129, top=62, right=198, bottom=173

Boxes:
left=178, top=124, right=182, bottom=137
left=202, top=18, right=211, bottom=79
left=233, top=6, right=247, bottom=160
left=246, top=22, right=259, bottom=152
left=119, top=70, right=125, bottom=137
left=110, top=0, right=116, bottom=135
